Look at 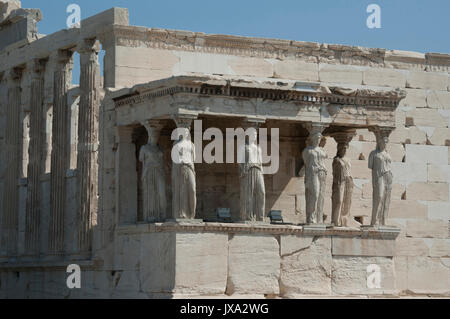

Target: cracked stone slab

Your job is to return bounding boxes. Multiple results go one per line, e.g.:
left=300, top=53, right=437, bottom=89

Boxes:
left=280, top=235, right=332, bottom=296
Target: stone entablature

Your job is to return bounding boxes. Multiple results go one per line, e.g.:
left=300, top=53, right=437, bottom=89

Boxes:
left=0, top=7, right=129, bottom=73
left=112, top=75, right=406, bottom=129
left=113, top=76, right=406, bottom=109
left=103, top=24, right=450, bottom=72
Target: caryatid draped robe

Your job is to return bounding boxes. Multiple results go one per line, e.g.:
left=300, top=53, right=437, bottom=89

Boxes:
left=369, top=148, right=393, bottom=226
left=139, top=144, right=167, bottom=221
left=172, top=139, right=197, bottom=219
left=331, top=156, right=355, bottom=227
left=238, top=143, right=266, bottom=222
left=302, top=145, right=327, bottom=224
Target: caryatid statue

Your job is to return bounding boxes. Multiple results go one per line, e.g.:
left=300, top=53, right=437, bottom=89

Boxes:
left=238, top=126, right=266, bottom=222
left=302, top=124, right=328, bottom=224
left=171, top=118, right=197, bottom=219
left=139, top=121, right=166, bottom=222
left=368, top=127, right=393, bottom=227
left=331, top=132, right=360, bottom=228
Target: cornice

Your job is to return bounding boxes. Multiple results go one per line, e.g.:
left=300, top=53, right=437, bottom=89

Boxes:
left=103, top=24, right=450, bottom=71
left=112, top=75, right=406, bottom=110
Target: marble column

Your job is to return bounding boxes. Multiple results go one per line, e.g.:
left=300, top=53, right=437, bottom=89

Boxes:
left=76, top=40, right=101, bottom=256
left=171, top=116, right=197, bottom=220
left=302, top=123, right=328, bottom=225
left=1, top=68, right=23, bottom=257
left=48, top=50, right=73, bottom=256
left=25, top=59, right=46, bottom=256
left=331, top=130, right=360, bottom=228
left=368, top=127, right=394, bottom=227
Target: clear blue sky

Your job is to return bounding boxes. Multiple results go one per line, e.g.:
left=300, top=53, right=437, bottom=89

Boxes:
left=21, top=0, right=449, bottom=83
left=23, top=0, right=450, bottom=54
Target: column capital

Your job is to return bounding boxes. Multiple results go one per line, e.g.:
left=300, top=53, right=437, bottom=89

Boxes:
left=8, top=66, right=23, bottom=81
left=6, top=66, right=23, bottom=88
left=368, top=126, right=395, bottom=140
left=77, top=38, right=100, bottom=54
left=29, top=58, right=47, bottom=79
left=172, top=114, right=197, bottom=129
left=142, top=119, right=164, bottom=132
left=242, top=117, right=265, bottom=129
left=51, top=49, right=73, bottom=65
left=304, top=122, right=328, bottom=135
left=77, top=38, right=100, bottom=65
left=330, top=130, right=356, bottom=145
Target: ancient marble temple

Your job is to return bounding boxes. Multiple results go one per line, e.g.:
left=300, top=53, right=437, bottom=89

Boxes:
left=0, top=2, right=449, bottom=298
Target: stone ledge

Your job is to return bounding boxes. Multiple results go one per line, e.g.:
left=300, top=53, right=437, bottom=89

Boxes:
left=0, top=258, right=103, bottom=271
left=116, top=222, right=401, bottom=239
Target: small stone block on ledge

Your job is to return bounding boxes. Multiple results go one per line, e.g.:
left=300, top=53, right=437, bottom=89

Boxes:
left=377, top=226, right=401, bottom=234
left=303, top=224, right=328, bottom=231
left=237, top=221, right=271, bottom=226
left=165, top=219, right=204, bottom=224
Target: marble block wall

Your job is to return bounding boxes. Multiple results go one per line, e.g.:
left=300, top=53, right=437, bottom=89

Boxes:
left=0, top=226, right=409, bottom=298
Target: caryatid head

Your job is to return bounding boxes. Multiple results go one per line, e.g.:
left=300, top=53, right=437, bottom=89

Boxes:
left=143, top=121, right=163, bottom=146
left=376, top=132, right=389, bottom=152
left=336, top=143, right=348, bottom=158
left=309, top=132, right=323, bottom=148
left=369, top=127, right=392, bottom=152
left=246, top=127, right=258, bottom=146
left=178, top=127, right=191, bottom=142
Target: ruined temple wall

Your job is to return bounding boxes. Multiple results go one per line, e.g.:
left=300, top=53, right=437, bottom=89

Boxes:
left=0, top=6, right=448, bottom=298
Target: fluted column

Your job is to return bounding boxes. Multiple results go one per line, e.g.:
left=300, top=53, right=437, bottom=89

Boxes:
left=48, top=50, right=73, bottom=256
left=1, top=68, right=23, bottom=257
left=24, top=59, right=46, bottom=257
left=76, top=39, right=101, bottom=257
